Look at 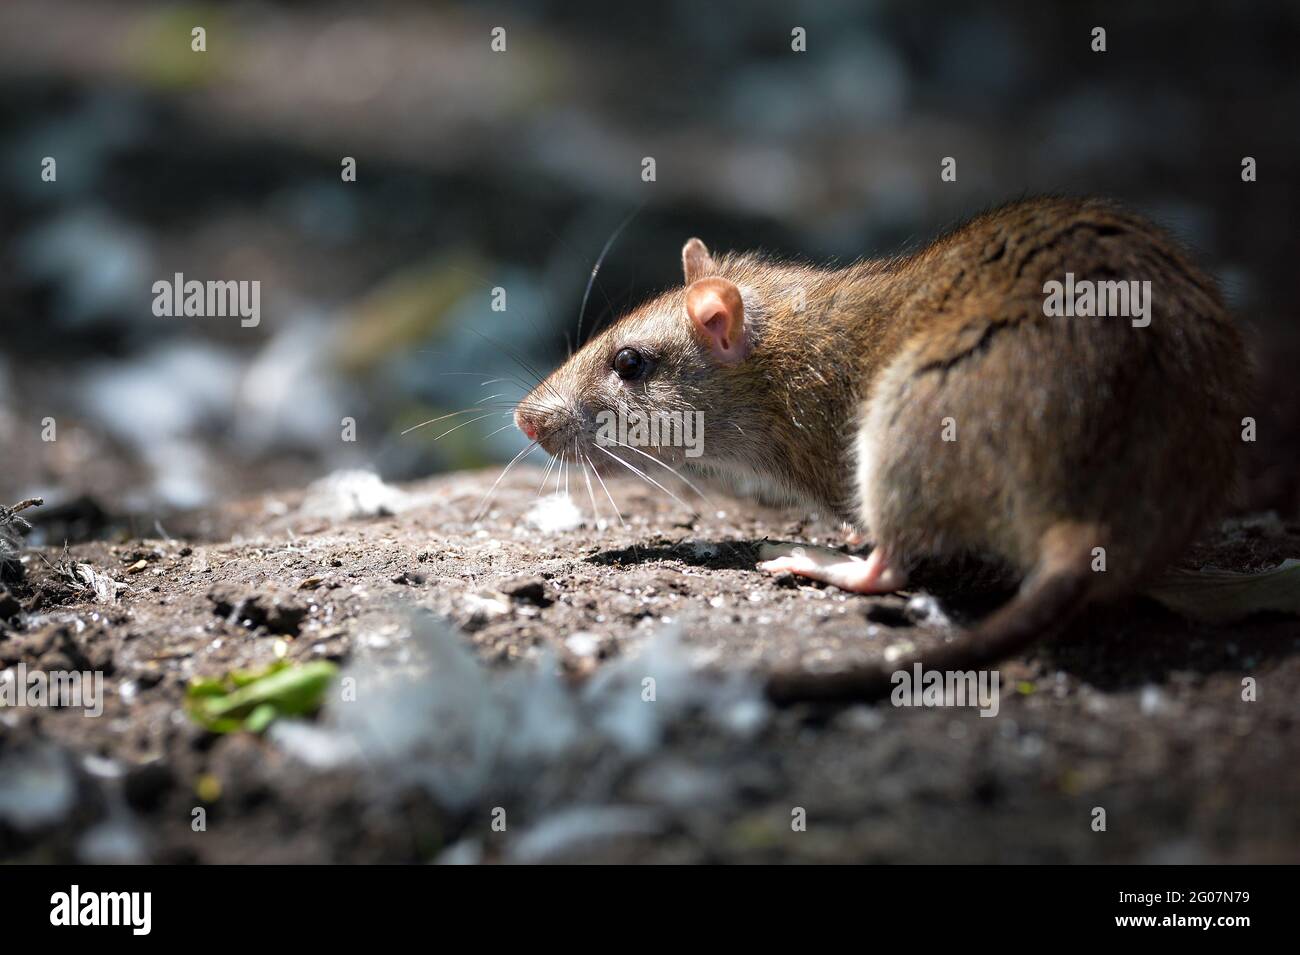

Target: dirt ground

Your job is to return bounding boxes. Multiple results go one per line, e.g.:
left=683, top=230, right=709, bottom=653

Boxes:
left=1, top=466, right=1298, bottom=864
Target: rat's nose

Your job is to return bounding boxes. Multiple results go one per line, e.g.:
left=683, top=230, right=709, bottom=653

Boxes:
left=514, top=407, right=538, bottom=441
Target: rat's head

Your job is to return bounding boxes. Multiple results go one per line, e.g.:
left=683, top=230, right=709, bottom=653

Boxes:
left=514, top=238, right=759, bottom=475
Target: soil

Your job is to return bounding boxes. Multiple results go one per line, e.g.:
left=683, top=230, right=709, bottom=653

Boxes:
left=1, top=466, right=1298, bottom=864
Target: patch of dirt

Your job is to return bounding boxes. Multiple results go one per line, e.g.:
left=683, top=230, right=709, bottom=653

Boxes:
left=1, top=467, right=1297, bottom=863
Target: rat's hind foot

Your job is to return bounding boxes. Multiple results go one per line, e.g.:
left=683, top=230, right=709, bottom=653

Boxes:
left=758, top=545, right=907, bottom=594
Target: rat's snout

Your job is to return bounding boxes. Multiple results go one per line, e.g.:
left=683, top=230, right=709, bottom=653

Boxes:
left=514, top=402, right=582, bottom=454
left=515, top=393, right=582, bottom=454
left=513, top=407, right=538, bottom=441
left=514, top=404, right=569, bottom=452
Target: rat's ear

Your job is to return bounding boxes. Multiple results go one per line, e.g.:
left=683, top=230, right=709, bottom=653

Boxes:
left=682, top=238, right=715, bottom=285
left=686, top=277, right=748, bottom=364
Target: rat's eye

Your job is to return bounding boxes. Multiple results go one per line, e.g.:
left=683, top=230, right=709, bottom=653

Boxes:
left=613, top=347, right=648, bottom=381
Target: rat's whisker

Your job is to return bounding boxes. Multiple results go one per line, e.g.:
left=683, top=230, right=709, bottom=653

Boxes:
left=576, top=201, right=644, bottom=347
left=587, top=274, right=642, bottom=339
left=537, top=454, right=558, bottom=497
left=512, top=397, right=552, bottom=415
left=600, top=438, right=714, bottom=507
left=544, top=225, right=618, bottom=348
left=501, top=351, right=549, bottom=394
left=584, top=450, right=625, bottom=528
left=593, top=444, right=697, bottom=517
left=401, top=407, right=499, bottom=436
left=467, top=329, right=569, bottom=409
left=474, top=440, right=540, bottom=520
left=419, top=367, right=536, bottom=394
left=493, top=328, right=577, bottom=412
left=536, top=455, right=555, bottom=496
left=508, top=348, right=570, bottom=410
left=482, top=422, right=518, bottom=439
left=464, top=328, right=545, bottom=383
left=579, top=442, right=601, bottom=523
left=415, top=367, right=518, bottom=381
left=426, top=413, right=498, bottom=442
left=506, top=350, right=551, bottom=391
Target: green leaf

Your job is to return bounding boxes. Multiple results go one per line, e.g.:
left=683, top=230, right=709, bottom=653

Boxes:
left=185, top=660, right=338, bottom=734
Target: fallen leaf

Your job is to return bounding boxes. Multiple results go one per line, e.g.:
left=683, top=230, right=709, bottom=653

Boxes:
left=1145, top=559, right=1300, bottom=625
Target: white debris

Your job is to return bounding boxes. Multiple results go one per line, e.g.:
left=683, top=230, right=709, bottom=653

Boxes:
left=630, top=760, right=730, bottom=809
left=717, top=697, right=768, bottom=738
left=462, top=592, right=510, bottom=622
left=17, top=209, right=152, bottom=325
left=563, top=631, right=601, bottom=658
left=840, top=705, right=885, bottom=732
left=300, top=469, right=410, bottom=519
left=268, top=720, right=364, bottom=770
left=584, top=627, right=767, bottom=754
left=524, top=493, right=583, bottom=533
left=0, top=747, right=76, bottom=831
left=276, top=613, right=767, bottom=811
left=883, top=639, right=917, bottom=663
left=1019, top=734, right=1045, bottom=759
left=81, top=754, right=124, bottom=779
left=77, top=816, right=147, bottom=865
left=905, top=593, right=950, bottom=627
left=1139, top=684, right=1164, bottom=715
left=508, top=806, right=664, bottom=863
left=77, top=343, right=242, bottom=509
left=434, top=838, right=484, bottom=865
left=500, top=655, right=584, bottom=760
left=235, top=319, right=345, bottom=454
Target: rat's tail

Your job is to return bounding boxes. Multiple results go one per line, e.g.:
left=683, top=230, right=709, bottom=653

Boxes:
left=764, top=523, right=1098, bottom=706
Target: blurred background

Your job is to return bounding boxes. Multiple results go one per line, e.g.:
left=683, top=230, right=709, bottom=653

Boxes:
left=1, top=0, right=1297, bottom=540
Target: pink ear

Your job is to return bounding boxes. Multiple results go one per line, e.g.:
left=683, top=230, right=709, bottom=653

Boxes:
left=686, top=277, right=747, bottom=364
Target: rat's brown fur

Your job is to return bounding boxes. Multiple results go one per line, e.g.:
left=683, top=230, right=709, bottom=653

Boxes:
left=519, top=196, right=1249, bottom=703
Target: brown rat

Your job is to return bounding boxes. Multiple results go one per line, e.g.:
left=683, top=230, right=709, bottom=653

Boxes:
left=514, top=196, right=1249, bottom=704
